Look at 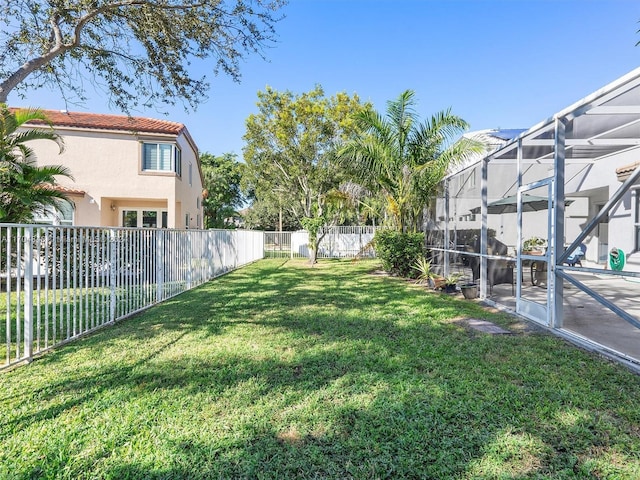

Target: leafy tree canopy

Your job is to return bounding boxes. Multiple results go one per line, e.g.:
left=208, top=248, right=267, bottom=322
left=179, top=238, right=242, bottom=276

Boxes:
left=242, top=200, right=300, bottom=231
left=0, top=0, right=286, bottom=112
left=242, top=85, right=370, bottom=261
left=200, top=152, right=244, bottom=229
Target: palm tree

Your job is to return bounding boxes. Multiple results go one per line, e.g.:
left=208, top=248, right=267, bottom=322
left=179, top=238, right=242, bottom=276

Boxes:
left=0, top=105, right=72, bottom=223
left=339, top=90, right=484, bottom=232
left=0, top=160, right=73, bottom=222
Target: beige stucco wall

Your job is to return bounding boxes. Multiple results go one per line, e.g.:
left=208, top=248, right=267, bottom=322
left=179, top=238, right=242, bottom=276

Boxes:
left=29, top=127, right=203, bottom=229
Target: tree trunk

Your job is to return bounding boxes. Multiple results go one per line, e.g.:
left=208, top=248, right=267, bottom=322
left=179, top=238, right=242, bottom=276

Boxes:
left=307, top=229, right=326, bottom=266
left=308, top=245, right=318, bottom=265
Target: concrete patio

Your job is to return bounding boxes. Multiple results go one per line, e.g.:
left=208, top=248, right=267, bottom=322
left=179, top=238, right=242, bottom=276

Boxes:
left=487, top=270, right=640, bottom=363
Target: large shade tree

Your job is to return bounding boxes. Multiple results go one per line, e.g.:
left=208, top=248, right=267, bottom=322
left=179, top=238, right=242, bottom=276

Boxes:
left=0, top=106, right=72, bottom=223
left=243, top=85, right=369, bottom=262
left=200, top=152, right=244, bottom=229
left=339, top=90, right=485, bottom=232
left=0, top=0, right=285, bottom=111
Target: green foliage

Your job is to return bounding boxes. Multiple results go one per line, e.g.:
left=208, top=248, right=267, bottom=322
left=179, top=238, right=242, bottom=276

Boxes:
left=523, top=236, right=547, bottom=251
left=0, top=1, right=286, bottom=110
left=242, top=201, right=301, bottom=231
left=374, top=228, right=425, bottom=277
left=443, top=272, right=464, bottom=286
left=300, top=216, right=324, bottom=241
left=200, top=152, right=244, bottom=229
left=242, top=85, right=370, bottom=228
left=412, top=256, right=437, bottom=285
left=339, top=90, right=485, bottom=232
left=0, top=105, right=72, bottom=223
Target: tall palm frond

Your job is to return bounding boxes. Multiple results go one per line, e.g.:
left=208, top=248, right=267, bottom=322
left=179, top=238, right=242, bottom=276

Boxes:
left=0, top=161, right=73, bottom=223
left=0, top=105, right=72, bottom=223
left=339, top=90, right=487, bottom=231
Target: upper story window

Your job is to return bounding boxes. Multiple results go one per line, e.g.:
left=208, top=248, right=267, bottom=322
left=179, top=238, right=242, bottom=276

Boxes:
left=142, top=143, right=182, bottom=175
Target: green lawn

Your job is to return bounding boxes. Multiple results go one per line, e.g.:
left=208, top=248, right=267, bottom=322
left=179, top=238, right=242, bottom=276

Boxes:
left=1, top=258, right=640, bottom=479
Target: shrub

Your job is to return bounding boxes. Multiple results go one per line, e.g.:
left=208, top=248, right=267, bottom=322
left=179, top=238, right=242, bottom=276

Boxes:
left=374, top=229, right=425, bottom=277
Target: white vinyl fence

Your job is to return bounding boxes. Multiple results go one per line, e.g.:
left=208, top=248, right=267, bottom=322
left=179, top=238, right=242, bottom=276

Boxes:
left=264, top=226, right=378, bottom=259
left=1, top=225, right=263, bottom=370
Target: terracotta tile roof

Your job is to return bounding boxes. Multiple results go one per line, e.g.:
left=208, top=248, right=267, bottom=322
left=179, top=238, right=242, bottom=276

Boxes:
left=52, top=185, right=86, bottom=196
left=13, top=108, right=186, bottom=136
left=616, top=161, right=640, bottom=181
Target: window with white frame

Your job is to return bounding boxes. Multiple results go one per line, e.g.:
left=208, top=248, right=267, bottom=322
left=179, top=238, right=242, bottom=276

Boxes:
left=142, top=143, right=182, bottom=175
left=188, top=163, right=192, bottom=186
left=121, top=208, right=168, bottom=228
left=34, top=201, right=74, bottom=225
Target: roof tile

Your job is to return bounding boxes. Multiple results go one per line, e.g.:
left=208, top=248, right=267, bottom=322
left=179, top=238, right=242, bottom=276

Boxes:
left=14, top=108, right=185, bottom=136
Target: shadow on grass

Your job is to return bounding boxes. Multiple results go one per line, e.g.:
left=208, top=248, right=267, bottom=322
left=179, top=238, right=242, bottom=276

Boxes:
left=2, top=259, right=640, bottom=478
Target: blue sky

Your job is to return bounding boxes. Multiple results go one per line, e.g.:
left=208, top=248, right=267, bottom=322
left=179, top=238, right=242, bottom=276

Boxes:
left=8, top=0, right=640, bottom=157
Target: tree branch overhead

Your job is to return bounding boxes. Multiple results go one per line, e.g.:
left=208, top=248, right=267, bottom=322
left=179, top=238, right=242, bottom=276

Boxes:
left=0, top=0, right=286, bottom=111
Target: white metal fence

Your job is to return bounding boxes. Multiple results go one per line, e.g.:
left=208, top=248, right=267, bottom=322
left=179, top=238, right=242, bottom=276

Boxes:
left=1, top=225, right=264, bottom=370
left=264, top=226, right=378, bottom=259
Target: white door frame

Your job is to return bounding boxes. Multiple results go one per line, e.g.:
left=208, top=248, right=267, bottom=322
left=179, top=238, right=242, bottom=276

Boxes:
left=516, top=178, right=553, bottom=326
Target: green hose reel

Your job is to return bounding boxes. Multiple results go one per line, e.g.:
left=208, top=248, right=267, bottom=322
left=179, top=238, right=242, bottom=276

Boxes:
left=609, top=247, right=625, bottom=271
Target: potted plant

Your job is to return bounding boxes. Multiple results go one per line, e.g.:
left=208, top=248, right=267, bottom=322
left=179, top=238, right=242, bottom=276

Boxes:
left=412, top=256, right=444, bottom=289
left=523, top=237, right=546, bottom=255
left=460, top=282, right=478, bottom=299
left=442, top=273, right=463, bottom=294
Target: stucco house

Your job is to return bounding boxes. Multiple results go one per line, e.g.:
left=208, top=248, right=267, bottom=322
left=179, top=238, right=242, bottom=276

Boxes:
left=18, top=109, right=204, bottom=229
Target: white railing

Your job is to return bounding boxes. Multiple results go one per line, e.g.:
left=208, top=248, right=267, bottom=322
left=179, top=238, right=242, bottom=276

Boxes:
left=264, top=226, right=378, bottom=259
left=1, top=225, right=264, bottom=370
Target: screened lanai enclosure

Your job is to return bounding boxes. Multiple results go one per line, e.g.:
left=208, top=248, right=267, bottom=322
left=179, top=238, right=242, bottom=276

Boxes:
left=430, top=67, right=640, bottom=367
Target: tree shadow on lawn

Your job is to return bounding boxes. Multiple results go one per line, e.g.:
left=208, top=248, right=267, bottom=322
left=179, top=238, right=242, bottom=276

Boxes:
left=3, top=258, right=640, bottom=478
left=9, top=341, right=640, bottom=478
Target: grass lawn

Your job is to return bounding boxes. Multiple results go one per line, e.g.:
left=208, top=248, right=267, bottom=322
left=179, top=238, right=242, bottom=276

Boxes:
left=1, top=258, right=640, bottom=479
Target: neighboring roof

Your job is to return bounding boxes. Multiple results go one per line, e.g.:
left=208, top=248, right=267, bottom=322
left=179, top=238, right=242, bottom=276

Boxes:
left=464, top=128, right=527, bottom=150
left=52, top=185, right=86, bottom=196
left=615, top=161, right=640, bottom=182
left=18, top=108, right=186, bottom=136
left=14, top=108, right=201, bottom=174
left=487, top=129, right=526, bottom=142
left=448, top=128, right=526, bottom=175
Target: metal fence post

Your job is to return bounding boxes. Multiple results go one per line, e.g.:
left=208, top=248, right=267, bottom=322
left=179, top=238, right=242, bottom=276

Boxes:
left=109, top=230, right=117, bottom=323
left=156, top=230, right=164, bottom=303
left=186, top=231, right=192, bottom=290
left=23, top=227, right=33, bottom=362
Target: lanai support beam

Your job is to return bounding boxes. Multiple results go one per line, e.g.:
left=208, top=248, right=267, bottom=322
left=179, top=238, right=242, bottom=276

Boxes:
left=553, top=118, right=566, bottom=329
left=480, top=157, right=488, bottom=298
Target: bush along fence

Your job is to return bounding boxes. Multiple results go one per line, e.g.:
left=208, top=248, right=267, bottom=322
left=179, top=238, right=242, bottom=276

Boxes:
left=0, top=224, right=264, bottom=370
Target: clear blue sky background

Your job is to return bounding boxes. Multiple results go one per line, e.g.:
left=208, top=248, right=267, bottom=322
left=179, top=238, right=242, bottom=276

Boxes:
left=8, top=0, right=640, bottom=157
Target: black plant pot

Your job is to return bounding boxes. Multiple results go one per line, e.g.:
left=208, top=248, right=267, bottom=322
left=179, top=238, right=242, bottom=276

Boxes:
left=443, top=284, right=458, bottom=294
